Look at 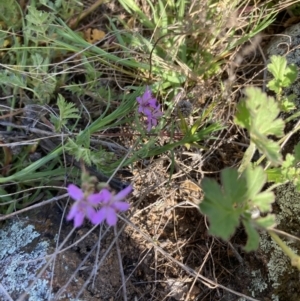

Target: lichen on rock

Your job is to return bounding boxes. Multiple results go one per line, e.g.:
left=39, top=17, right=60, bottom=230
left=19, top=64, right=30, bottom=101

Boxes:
left=249, top=269, right=268, bottom=296
left=258, top=183, right=300, bottom=300
left=0, top=219, right=52, bottom=300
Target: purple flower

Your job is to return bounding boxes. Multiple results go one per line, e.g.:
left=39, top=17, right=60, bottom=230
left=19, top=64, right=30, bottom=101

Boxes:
left=66, top=184, right=103, bottom=228
left=145, top=107, right=163, bottom=131
left=93, top=185, right=132, bottom=226
left=137, top=86, right=159, bottom=114
left=137, top=86, right=163, bottom=131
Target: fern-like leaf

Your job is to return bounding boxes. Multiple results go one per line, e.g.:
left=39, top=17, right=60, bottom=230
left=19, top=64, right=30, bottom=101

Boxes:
left=65, top=138, right=92, bottom=166
left=50, top=94, right=80, bottom=132
left=65, top=133, right=115, bottom=169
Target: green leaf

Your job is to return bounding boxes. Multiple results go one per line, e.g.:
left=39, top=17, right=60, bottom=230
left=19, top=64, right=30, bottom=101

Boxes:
left=190, top=116, right=204, bottom=135
left=238, top=142, right=256, bottom=174
left=158, top=0, right=168, bottom=35
left=294, top=143, right=300, bottom=161
left=234, top=98, right=251, bottom=129
left=178, top=111, right=189, bottom=134
left=177, top=0, right=186, bottom=20
left=252, top=130, right=282, bottom=164
left=266, top=167, right=282, bottom=183
left=235, top=87, right=284, bottom=165
left=200, top=166, right=274, bottom=247
left=200, top=182, right=241, bottom=240
left=118, top=0, right=155, bottom=29
left=267, top=154, right=300, bottom=186
left=242, top=165, right=266, bottom=199
left=0, top=147, right=62, bottom=183
left=282, top=153, right=295, bottom=169
left=200, top=168, right=247, bottom=240
left=76, top=130, right=91, bottom=149
left=0, top=0, right=22, bottom=30
left=267, top=77, right=281, bottom=95
left=221, top=168, right=248, bottom=202
left=57, top=94, right=80, bottom=119
left=50, top=94, right=80, bottom=132
left=280, top=94, right=296, bottom=113
left=191, top=122, right=224, bottom=142
left=268, top=56, right=287, bottom=80
left=250, top=97, right=283, bottom=137
left=279, top=153, right=300, bottom=187
left=267, top=55, right=298, bottom=93
left=25, top=6, right=55, bottom=40
left=65, top=138, right=92, bottom=166
left=242, top=219, right=260, bottom=251
left=255, top=214, right=276, bottom=228
left=242, top=166, right=275, bottom=212
left=251, top=191, right=274, bottom=213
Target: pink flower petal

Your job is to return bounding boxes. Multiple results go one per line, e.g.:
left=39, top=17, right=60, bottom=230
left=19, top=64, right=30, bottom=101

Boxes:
left=99, top=189, right=111, bottom=203
left=113, top=185, right=132, bottom=202
left=67, top=184, right=84, bottom=201
left=152, top=109, right=163, bottom=118
left=143, top=86, right=152, bottom=99
left=150, top=117, right=158, bottom=127
left=66, top=205, right=76, bottom=220
left=113, top=201, right=130, bottom=211
left=88, top=193, right=103, bottom=205
left=73, top=211, right=85, bottom=228
left=86, top=206, right=98, bottom=224
left=106, top=207, right=118, bottom=226
left=138, top=106, right=152, bottom=115
left=148, top=99, right=158, bottom=109
left=93, top=207, right=107, bottom=224
left=136, top=96, right=143, bottom=105
left=137, top=87, right=159, bottom=115
left=146, top=121, right=152, bottom=132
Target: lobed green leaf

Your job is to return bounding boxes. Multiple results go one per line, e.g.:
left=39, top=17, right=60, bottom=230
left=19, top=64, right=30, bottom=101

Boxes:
left=200, top=166, right=275, bottom=249
left=242, top=219, right=260, bottom=251
left=200, top=176, right=243, bottom=240
left=235, top=87, right=284, bottom=165
left=267, top=55, right=298, bottom=93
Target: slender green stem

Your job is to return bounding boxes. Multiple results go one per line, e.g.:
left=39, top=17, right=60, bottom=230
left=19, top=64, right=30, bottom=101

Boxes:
left=268, top=229, right=300, bottom=270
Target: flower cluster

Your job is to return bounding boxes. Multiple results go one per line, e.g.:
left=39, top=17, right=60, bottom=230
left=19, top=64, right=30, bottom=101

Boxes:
left=67, top=184, right=132, bottom=227
left=137, top=86, right=163, bottom=131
